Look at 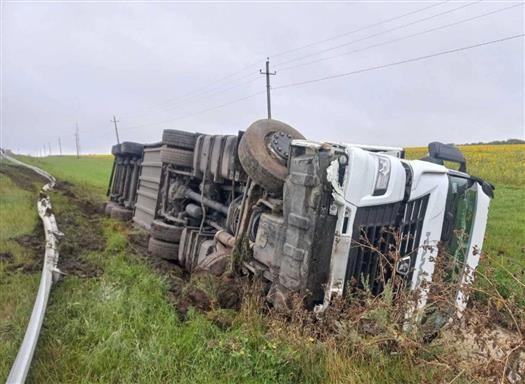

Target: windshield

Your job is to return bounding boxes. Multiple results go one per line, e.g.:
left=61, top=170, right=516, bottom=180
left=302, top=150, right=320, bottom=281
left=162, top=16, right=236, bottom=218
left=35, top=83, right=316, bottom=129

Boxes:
left=421, top=175, right=478, bottom=332
left=441, top=175, right=478, bottom=283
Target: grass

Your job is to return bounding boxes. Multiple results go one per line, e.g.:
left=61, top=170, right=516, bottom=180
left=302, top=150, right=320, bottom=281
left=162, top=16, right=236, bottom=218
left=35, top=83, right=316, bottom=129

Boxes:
left=32, top=222, right=303, bottom=383
left=1, top=144, right=523, bottom=383
left=16, top=155, right=113, bottom=198
left=0, top=166, right=42, bottom=378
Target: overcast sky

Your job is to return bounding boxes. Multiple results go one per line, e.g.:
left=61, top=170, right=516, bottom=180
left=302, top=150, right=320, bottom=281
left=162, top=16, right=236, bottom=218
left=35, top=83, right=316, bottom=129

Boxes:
left=1, top=1, right=523, bottom=155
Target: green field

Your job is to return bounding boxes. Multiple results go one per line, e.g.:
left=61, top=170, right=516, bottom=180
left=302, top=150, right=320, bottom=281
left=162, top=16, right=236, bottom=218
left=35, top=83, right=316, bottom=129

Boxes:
left=1, top=145, right=523, bottom=383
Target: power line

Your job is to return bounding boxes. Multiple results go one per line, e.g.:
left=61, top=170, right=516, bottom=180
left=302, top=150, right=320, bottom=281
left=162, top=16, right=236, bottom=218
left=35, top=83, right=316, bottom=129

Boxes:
left=273, top=34, right=524, bottom=91
left=126, top=90, right=265, bottom=131
left=277, top=2, right=522, bottom=72
left=160, top=63, right=260, bottom=104
left=270, top=0, right=450, bottom=59
left=118, top=2, right=452, bottom=122
left=274, top=0, right=482, bottom=68
left=124, top=71, right=260, bottom=121
left=120, top=32, right=521, bottom=136
left=124, top=73, right=261, bottom=122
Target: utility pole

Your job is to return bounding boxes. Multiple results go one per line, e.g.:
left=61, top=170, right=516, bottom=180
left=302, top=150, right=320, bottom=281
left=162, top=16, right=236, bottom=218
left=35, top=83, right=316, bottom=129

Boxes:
left=111, top=115, right=120, bottom=144
left=58, top=137, right=62, bottom=156
left=48, top=142, right=52, bottom=156
left=260, top=58, right=276, bottom=119
left=75, top=123, right=80, bottom=159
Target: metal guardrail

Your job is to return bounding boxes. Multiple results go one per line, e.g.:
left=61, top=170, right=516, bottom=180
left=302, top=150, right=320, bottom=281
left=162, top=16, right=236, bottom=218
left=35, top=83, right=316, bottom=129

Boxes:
left=1, top=153, right=63, bottom=384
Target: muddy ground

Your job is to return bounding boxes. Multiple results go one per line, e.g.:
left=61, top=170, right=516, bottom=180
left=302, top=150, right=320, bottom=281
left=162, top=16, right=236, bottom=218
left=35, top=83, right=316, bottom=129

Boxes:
left=127, top=228, right=243, bottom=323
left=1, top=161, right=240, bottom=326
left=0, top=162, right=48, bottom=191
left=1, top=163, right=103, bottom=279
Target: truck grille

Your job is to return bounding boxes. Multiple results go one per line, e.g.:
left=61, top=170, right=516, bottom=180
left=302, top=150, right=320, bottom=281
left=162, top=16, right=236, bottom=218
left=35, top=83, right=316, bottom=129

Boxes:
left=345, top=195, right=429, bottom=295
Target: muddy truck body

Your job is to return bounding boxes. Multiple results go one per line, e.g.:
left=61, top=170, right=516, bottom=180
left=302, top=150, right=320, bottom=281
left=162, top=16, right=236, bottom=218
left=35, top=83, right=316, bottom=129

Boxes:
left=105, top=119, right=493, bottom=321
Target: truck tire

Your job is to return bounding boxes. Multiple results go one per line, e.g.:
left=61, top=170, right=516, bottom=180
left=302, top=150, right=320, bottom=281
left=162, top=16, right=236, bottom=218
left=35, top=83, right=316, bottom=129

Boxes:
left=148, top=237, right=179, bottom=260
left=110, top=205, right=133, bottom=221
left=104, top=201, right=118, bottom=216
left=111, top=144, right=121, bottom=156
left=238, top=119, right=305, bottom=193
left=162, top=129, right=197, bottom=150
left=150, top=220, right=183, bottom=243
left=120, top=141, right=144, bottom=156
left=160, top=146, right=194, bottom=168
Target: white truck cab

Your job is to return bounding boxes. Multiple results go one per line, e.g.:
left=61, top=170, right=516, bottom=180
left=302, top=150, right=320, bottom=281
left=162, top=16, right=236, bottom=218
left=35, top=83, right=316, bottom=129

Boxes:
left=316, top=143, right=492, bottom=321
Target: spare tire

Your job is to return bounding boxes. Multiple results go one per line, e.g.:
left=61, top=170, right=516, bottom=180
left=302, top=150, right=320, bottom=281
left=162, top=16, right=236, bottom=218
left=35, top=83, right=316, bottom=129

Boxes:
left=160, top=146, right=194, bottom=168
left=162, top=129, right=197, bottom=150
left=238, top=119, right=305, bottom=192
left=120, top=141, right=144, bottom=156
left=148, top=237, right=179, bottom=260
left=150, top=220, right=184, bottom=243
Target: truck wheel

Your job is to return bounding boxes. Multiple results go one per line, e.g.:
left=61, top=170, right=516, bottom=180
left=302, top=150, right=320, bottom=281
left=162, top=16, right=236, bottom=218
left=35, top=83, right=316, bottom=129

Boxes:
left=120, top=141, right=143, bottom=156
left=104, top=201, right=118, bottom=216
left=162, top=129, right=197, bottom=150
left=110, top=205, right=133, bottom=221
left=238, top=119, right=305, bottom=193
left=111, top=144, right=121, bottom=156
left=150, top=220, right=183, bottom=243
left=160, top=146, right=194, bottom=168
left=148, top=237, right=179, bottom=260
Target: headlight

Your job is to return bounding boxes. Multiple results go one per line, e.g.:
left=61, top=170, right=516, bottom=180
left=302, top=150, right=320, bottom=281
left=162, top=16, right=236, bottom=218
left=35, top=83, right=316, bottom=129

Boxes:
left=374, top=156, right=390, bottom=196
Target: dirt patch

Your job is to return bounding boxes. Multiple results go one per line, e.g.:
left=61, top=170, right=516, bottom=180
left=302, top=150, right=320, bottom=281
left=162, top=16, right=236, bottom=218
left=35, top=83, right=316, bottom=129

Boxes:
left=0, top=162, right=48, bottom=191
left=1, top=163, right=104, bottom=279
left=14, top=225, right=45, bottom=254
left=129, top=229, right=244, bottom=320
left=54, top=180, right=74, bottom=190
left=177, top=285, right=211, bottom=315
left=127, top=229, right=227, bottom=318
left=60, top=259, right=103, bottom=278
left=54, top=181, right=103, bottom=216
left=55, top=181, right=76, bottom=198
left=215, top=276, right=243, bottom=310
left=0, top=251, right=13, bottom=263
left=55, top=203, right=105, bottom=279
left=4, top=222, right=46, bottom=273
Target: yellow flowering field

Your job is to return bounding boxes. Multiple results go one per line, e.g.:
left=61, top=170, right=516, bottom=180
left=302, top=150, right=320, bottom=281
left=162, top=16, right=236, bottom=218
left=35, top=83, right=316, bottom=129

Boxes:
left=406, top=144, right=525, bottom=188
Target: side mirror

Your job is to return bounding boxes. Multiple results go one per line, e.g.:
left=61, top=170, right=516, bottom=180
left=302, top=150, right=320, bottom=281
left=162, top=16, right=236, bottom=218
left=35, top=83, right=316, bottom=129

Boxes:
left=423, top=142, right=467, bottom=172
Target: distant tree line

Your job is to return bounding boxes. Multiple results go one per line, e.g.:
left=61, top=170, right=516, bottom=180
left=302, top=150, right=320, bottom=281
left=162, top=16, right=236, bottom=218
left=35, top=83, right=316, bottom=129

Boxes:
left=463, top=138, right=525, bottom=145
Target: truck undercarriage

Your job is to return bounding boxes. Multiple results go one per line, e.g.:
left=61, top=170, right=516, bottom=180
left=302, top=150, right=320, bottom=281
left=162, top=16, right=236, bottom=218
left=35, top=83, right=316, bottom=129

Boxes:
left=105, top=119, right=493, bottom=322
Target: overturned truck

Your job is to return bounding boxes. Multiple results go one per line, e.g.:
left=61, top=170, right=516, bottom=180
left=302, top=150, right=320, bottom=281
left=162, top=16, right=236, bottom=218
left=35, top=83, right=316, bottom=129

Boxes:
left=105, top=119, right=493, bottom=319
